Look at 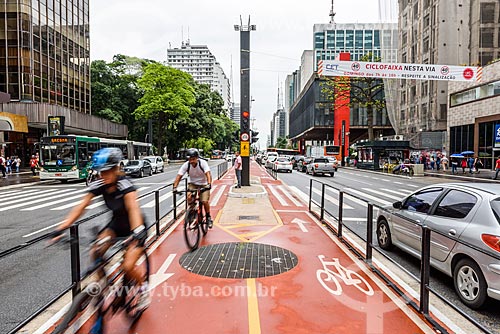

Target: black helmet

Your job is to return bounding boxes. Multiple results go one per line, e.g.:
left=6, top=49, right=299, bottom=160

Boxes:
left=92, top=148, right=122, bottom=171
left=186, top=148, right=199, bottom=159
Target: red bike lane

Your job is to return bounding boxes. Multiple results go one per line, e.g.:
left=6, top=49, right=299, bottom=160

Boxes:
left=49, top=162, right=440, bottom=334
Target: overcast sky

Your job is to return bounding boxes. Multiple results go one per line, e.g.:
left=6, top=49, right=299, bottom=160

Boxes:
left=90, top=0, right=391, bottom=145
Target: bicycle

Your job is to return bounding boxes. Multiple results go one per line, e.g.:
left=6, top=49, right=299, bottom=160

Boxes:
left=50, top=230, right=150, bottom=334
left=86, top=168, right=99, bottom=186
left=174, top=187, right=210, bottom=251
left=316, top=255, right=374, bottom=296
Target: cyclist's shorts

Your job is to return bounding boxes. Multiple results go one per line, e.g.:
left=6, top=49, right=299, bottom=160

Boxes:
left=188, top=183, right=210, bottom=202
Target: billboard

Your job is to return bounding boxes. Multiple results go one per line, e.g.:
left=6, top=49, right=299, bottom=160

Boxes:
left=495, top=124, right=500, bottom=148
left=48, top=116, right=65, bottom=136
left=318, top=60, right=482, bottom=82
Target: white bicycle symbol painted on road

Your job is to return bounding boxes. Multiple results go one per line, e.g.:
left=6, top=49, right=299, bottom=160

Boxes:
left=316, top=255, right=374, bottom=296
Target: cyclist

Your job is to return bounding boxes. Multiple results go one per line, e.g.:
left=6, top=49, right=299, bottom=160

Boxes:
left=173, top=148, right=213, bottom=228
left=52, top=147, right=150, bottom=310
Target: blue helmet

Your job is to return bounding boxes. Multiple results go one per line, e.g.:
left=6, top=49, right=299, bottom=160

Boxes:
left=92, top=148, right=122, bottom=171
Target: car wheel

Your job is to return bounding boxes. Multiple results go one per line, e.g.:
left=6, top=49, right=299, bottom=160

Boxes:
left=376, top=219, right=393, bottom=250
left=312, top=169, right=316, bottom=176
left=149, top=168, right=153, bottom=176
left=140, top=169, right=144, bottom=178
left=453, top=258, right=488, bottom=309
left=330, top=172, right=334, bottom=177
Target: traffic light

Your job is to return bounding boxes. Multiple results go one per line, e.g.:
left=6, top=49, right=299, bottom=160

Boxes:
left=251, top=130, right=259, bottom=143
left=241, top=110, right=250, bottom=132
left=233, top=129, right=240, bottom=142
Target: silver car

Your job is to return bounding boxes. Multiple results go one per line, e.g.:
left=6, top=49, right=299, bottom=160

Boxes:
left=376, top=183, right=500, bottom=309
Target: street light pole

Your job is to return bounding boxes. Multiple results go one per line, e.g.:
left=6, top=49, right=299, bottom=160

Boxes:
left=235, top=16, right=256, bottom=186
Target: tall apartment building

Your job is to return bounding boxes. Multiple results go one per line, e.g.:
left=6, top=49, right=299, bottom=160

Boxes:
left=230, top=102, right=240, bottom=125
left=167, top=41, right=231, bottom=110
left=396, top=0, right=498, bottom=149
left=270, top=108, right=286, bottom=147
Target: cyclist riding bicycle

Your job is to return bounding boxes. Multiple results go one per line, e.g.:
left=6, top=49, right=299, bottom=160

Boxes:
left=173, top=148, right=213, bottom=228
left=52, top=147, right=150, bottom=310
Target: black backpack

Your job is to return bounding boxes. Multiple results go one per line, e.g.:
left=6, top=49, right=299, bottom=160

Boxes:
left=187, top=158, right=207, bottom=174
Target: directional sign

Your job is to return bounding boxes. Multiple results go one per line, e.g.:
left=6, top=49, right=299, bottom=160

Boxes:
left=149, top=253, right=176, bottom=290
left=241, top=141, right=250, bottom=157
left=240, top=132, right=250, bottom=141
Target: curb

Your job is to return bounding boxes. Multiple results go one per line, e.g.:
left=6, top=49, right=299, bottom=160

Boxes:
left=227, top=184, right=267, bottom=198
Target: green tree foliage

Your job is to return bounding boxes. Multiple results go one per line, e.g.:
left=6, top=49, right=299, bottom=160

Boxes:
left=135, top=63, right=196, bottom=156
left=275, top=136, right=288, bottom=149
left=322, top=53, right=386, bottom=141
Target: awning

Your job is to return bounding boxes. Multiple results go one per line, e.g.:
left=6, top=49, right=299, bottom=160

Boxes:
left=0, top=112, right=28, bottom=133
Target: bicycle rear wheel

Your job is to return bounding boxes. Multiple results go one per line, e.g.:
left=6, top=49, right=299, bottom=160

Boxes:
left=184, top=209, right=200, bottom=250
left=51, top=290, right=101, bottom=334
left=124, top=248, right=150, bottom=319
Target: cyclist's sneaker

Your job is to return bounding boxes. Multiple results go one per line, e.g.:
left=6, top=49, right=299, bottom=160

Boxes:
left=137, top=282, right=150, bottom=311
left=207, top=216, right=213, bottom=229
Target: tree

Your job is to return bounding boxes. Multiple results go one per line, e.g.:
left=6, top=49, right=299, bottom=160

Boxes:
left=135, top=63, right=196, bottom=156
left=322, top=53, right=386, bottom=141
left=275, top=137, right=288, bottom=149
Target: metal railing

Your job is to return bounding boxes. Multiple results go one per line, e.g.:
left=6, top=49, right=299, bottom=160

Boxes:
left=2, top=161, right=230, bottom=334
left=265, top=165, right=278, bottom=180
left=308, top=179, right=498, bottom=334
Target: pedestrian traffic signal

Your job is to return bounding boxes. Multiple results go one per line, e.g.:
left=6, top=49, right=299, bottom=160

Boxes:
left=241, top=110, right=250, bottom=131
left=251, top=130, right=259, bottom=143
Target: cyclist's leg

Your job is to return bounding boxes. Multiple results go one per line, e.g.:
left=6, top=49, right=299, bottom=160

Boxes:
left=200, top=188, right=212, bottom=228
left=91, top=227, right=116, bottom=279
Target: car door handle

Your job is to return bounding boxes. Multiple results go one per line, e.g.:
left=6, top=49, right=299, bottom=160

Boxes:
left=449, top=229, right=457, bottom=236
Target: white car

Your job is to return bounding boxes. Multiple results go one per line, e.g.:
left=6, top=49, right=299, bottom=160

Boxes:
left=226, top=154, right=234, bottom=162
left=272, top=157, right=293, bottom=173
left=265, top=155, right=278, bottom=169
left=143, top=156, right=165, bottom=173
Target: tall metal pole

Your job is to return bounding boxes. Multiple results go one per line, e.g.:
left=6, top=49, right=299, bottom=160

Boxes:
left=235, top=17, right=256, bottom=186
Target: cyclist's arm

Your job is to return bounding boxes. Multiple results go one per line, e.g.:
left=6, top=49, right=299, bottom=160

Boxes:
left=124, top=191, right=143, bottom=230
left=173, top=174, right=183, bottom=189
left=57, top=193, right=95, bottom=231
left=205, top=171, right=212, bottom=186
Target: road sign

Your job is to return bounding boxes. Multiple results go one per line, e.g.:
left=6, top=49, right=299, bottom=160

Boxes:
left=240, top=132, right=250, bottom=141
left=241, top=141, right=250, bottom=157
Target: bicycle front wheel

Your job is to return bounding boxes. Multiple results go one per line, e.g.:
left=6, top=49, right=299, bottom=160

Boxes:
left=124, top=248, right=150, bottom=320
left=184, top=209, right=200, bottom=251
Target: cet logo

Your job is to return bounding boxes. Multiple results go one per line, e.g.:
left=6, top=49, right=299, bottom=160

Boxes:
left=440, top=66, right=450, bottom=75
left=351, top=62, right=360, bottom=71
left=463, top=68, right=474, bottom=80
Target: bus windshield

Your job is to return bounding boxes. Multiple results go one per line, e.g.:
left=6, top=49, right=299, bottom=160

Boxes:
left=41, top=144, right=76, bottom=166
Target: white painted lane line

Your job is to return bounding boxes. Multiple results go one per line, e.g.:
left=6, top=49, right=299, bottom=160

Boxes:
left=344, top=188, right=392, bottom=206
left=362, top=188, right=401, bottom=201
left=289, top=186, right=310, bottom=205
left=312, top=188, right=354, bottom=209
left=210, top=185, right=226, bottom=207
left=141, top=192, right=172, bottom=208
left=393, top=181, right=404, bottom=185
left=278, top=185, right=303, bottom=207
left=0, top=188, right=60, bottom=204
left=325, top=188, right=363, bottom=208
left=23, top=193, right=86, bottom=211
left=0, top=189, right=78, bottom=211
left=268, top=185, right=289, bottom=206
left=382, top=188, right=412, bottom=196
left=0, top=189, right=31, bottom=198
left=86, top=186, right=151, bottom=210
left=407, top=184, right=419, bottom=188
left=22, top=221, right=64, bottom=238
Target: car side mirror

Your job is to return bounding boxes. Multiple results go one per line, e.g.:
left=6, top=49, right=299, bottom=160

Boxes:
left=393, top=201, right=402, bottom=209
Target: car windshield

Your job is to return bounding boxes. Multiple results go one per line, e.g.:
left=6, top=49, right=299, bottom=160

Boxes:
left=41, top=143, right=76, bottom=166
left=127, top=160, right=140, bottom=166
left=490, top=198, right=500, bottom=226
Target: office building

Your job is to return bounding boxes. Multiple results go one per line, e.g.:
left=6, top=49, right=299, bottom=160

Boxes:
left=167, top=41, right=231, bottom=110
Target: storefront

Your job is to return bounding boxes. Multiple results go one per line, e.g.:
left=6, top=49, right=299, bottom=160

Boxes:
left=355, top=140, right=412, bottom=170
left=0, top=111, right=28, bottom=161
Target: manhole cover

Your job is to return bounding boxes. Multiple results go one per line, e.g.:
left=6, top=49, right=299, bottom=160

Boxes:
left=179, top=242, right=298, bottom=279
left=238, top=215, right=259, bottom=220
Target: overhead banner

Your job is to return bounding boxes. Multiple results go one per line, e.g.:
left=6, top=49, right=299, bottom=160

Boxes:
left=48, top=116, right=65, bottom=136
left=318, top=60, right=482, bottom=82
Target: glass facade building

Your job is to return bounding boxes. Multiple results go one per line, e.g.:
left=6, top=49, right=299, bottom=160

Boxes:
left=0, top=0, right=90, bottom=113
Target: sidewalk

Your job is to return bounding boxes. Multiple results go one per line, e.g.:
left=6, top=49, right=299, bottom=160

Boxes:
left=0, top=169, right=51, bottom=188
left=31, top=161, right=477, bottom=334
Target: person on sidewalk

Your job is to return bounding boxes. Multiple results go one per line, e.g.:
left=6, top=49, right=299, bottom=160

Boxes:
left=494, top=157, right=500, bottom=180
left=10, top=157, right=16, bottom=174
left=16, top=157, right=21, bottom=173
left=441, top=155, right=448, bottom=171
left=0, top=155, right=6, bottom=178
left=30, top=155, right=38, bottom=176
left=172, top=148, right=213, bottom=228
left=474, top=156, right=483, bottom=174
left=451, top=157, right=458, bottom=175
left=234, top=151, right=242, bottom=188
left=461, top=158, right=467, bottom=174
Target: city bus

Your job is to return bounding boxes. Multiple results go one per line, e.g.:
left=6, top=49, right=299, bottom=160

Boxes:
left=38, top=135, right=152, bottom=182
left=266, top=148, right=300, bottom=157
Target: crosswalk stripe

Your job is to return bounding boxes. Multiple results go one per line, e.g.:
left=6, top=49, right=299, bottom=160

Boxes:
left=289, top=186, right=310, bottom=205
left=210, top=185, right=226, bottom=207
left=22, top=193, right=86, bottom=211
left=139, top=186, right=174, bottom=208
left=278, top=185, right=303, bottom=207
left=0, top=189, right=83, bottom=211
left=0, top=189, right=32, bottom=198
left=268, top=185, right=288, bottom=206
left=362, top=188, right=401, bottom=201
left=325, top=188, right=362, bottom=208
left=0, top=189, right=72, bottom=208
left=312, top=188, right=355, bottom=209
left=381, top=188, right=412, bottom=196
left=344, top=188, right=392, bottom=206
left=86, top=186, right=151, bottom=210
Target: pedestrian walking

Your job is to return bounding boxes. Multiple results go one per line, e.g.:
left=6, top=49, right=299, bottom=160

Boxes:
left=468, top=156, right=474, bottom=174
left=234, top=151, right=242, bottom=188
left=5, top=157, right=11, bottom=174
left=461, top=158, right=467, bottom=174
left=30, top=155, right=38, bottom=176
left=441, top=155, right=448, bottom=171
left=451, top=157, right=458, bottom=174
left=10, top=157, right=16, bottom=173
left=494, top=157, right=500, bottom=180
left=474, top=156, right=483, bottom=174
left=16, top=157, right=21, bottom=172
left=0, top=155, right=6, bottom=178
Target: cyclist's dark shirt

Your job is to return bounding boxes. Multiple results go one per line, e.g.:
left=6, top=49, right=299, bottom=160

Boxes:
left=88, top=177, right=136, bottom=234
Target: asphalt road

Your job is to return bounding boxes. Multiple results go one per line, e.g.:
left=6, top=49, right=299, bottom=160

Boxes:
left=277, top=166, right=500, bottom=334
left=0, top=161, right=226, bottom=334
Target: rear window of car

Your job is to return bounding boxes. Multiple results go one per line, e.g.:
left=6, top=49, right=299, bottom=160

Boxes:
left=277, top=158, right=289, bottom=162
left=490, top=198, right=500, bottom=225
left=314, top=158, right=329, bottom=163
